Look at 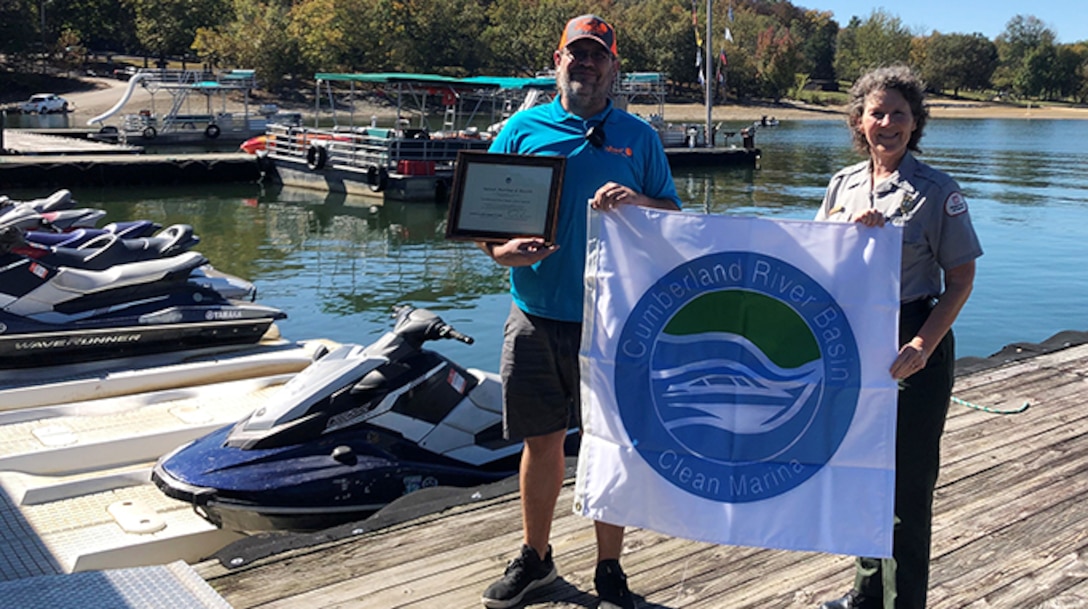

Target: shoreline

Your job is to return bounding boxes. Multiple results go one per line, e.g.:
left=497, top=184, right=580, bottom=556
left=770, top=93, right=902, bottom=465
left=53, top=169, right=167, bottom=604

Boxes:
left=631, top=100, right=1088, bottom=123
left=56, top=77, right=1088, bottom=128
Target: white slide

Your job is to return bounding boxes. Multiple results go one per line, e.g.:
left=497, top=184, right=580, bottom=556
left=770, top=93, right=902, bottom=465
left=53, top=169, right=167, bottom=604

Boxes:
left=87, top=72, right=152, bottom=126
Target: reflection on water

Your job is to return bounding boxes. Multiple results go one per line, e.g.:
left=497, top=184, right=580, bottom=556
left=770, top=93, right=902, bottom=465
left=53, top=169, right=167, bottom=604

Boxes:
left=3, top=111, right=73, bottom=130
left=66, top=182, right=509, bottom=370
left=7, top=118, right=1088, bottom=366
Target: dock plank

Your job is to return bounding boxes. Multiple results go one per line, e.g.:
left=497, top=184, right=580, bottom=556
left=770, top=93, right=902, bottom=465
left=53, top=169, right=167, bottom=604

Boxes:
left=196, top=342, right=1088, bottom=608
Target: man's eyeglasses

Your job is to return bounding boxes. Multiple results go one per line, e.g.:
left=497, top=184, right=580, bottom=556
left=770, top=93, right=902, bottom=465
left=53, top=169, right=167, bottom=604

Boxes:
left=562, top=48, right=613, bottom=64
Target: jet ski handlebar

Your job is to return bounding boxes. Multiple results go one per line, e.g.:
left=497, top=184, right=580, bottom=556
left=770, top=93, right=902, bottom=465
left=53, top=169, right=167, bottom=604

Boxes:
left=391, top=304, right=475, bottom=346
left=437, top=325, right=474, bottom=345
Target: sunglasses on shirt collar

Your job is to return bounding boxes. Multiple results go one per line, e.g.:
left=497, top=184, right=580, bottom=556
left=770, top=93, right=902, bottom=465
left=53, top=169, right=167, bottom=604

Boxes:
left=585, top=108, right=613, bottom=148
left=586, top=123, right=606, bottom=148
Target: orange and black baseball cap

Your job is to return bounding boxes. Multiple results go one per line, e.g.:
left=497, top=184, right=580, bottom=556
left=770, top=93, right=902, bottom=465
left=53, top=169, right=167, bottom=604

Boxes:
left=558, top=14, right=618, bottom=56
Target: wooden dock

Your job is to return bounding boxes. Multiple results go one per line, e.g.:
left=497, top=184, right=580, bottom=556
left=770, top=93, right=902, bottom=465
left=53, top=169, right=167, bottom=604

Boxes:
left=665, top=146, right=761, bottom=168
left=194, top=339, right=1088, bottom=609
left=0, top=130, right=142, bottom=155
left=0, top=151, right=259, bottom=188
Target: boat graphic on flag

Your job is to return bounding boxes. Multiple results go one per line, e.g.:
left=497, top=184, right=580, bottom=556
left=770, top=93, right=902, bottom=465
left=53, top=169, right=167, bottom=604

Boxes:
left=575, top=206, right=901, bottom=557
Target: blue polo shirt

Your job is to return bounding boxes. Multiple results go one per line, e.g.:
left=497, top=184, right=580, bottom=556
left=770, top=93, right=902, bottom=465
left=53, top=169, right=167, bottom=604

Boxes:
left=489, top=98, right=680, bottom=322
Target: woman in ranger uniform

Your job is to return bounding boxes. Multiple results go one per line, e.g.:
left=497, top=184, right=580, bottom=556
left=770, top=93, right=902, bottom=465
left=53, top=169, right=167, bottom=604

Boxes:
left=814, top=65, right=983, bottom=609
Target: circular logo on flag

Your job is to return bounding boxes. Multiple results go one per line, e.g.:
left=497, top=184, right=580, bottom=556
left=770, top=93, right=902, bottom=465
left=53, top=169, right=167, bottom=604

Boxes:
left=614, top=251, right=861, bottom=503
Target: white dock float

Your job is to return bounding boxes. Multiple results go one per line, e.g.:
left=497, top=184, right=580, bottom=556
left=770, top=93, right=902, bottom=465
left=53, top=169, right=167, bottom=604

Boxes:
left=0, top=338, right=338, bottom=608
left=0, top=560, right=232, bottom=608
left=0, top=373, right=295, bottom=579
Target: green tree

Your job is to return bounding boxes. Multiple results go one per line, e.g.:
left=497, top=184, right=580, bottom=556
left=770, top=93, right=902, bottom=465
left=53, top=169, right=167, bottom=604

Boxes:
left=794, top=9, right=837, bottom=81
left=130, top=0, right=230, bottom=61
left=1016, top=43, right=1058, bottom=98
left=0, top=0, right=38, bottom=60
left=1070, top=42, right=1088, bottom=103
left=834, top=16, right=862, bottom=83
left=922, top=32, right=998, bottom=96
left=481, top=0, right=590, bottom=76
left=1052, top=44, right=1087, bottom=99
left=614, top=0, right=695, bottom=84
left=50, top=0, right=139, bottom=54
left=835, top=9, right=912, bottom=81
left=994, top=14, right=1056, bottom=94
left=388, top=0, right=489, bottom=76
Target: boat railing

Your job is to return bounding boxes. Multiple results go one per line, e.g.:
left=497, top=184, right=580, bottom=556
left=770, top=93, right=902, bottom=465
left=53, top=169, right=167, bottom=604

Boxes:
left=265, top=123, right=491, bottom=174
left=133, top=68, right=257, bottom=89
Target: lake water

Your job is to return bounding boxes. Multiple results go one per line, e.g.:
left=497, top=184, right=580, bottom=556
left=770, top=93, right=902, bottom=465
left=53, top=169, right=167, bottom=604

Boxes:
left=11, top=117, right=1088, bottom=372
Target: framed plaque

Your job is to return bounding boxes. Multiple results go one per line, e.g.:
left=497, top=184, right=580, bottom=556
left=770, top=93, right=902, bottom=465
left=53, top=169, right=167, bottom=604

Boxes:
left=445, top=150, right=565, bottom=244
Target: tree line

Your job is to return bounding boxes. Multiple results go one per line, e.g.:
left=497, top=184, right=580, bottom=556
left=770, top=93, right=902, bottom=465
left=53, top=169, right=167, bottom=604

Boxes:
left=4, top=0, right=1087, bottom=103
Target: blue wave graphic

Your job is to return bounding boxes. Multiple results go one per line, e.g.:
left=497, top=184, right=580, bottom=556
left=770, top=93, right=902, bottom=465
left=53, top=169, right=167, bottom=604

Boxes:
left=651, top=332, right=822, bottom=435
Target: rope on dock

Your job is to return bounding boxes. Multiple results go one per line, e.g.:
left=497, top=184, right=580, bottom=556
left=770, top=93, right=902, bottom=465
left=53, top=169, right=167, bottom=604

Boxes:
left=952, top=395, right=1030, bottom=415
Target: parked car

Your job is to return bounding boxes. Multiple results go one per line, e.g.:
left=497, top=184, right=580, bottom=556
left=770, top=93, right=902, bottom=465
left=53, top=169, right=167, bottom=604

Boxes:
left=18, top=93, right=70, bottom=114
left=112, top=66, right=138, bottom=81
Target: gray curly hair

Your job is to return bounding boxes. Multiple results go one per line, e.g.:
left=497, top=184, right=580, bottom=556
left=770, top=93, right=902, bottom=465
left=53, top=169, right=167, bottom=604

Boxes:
left=846, top=64, right=929, bottom=155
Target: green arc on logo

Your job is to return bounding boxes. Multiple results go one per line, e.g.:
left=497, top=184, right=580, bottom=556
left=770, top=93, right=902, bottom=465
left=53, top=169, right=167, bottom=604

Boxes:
left=662, top=290, right=819, bottom=369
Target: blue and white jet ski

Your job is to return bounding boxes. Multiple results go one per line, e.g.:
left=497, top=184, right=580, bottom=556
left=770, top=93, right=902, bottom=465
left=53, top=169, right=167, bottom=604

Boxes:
left=153, top=305, right=576, bottom=532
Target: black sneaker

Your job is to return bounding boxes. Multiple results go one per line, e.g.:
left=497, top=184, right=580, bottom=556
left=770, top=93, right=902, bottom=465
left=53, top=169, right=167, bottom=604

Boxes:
left=481, top=544, right=557, bottom=609
left=818, top=589, right=881, bottom=609
left=594, top=559, right=637, bottom=609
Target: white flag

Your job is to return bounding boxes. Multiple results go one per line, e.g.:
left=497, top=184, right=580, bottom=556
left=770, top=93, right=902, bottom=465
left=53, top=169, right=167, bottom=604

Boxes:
left=575, top=206, right=901, bottom=557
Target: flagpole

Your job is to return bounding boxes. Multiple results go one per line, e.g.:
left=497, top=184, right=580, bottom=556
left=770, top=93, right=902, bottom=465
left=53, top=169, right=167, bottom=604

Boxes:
left=705, top=0, right=713, bottom=147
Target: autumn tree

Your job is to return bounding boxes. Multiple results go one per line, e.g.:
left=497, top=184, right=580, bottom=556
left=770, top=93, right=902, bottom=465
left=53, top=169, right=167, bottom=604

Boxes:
left=754, top=25, right=801, bottom=100
left=286, top=0, right=397, bottom=74
left=192, top=0, right=299, bottom=88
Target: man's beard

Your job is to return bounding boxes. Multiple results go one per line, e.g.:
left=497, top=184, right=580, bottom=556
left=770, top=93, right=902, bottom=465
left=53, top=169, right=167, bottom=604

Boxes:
left=558, top=68, right=611, bottom=115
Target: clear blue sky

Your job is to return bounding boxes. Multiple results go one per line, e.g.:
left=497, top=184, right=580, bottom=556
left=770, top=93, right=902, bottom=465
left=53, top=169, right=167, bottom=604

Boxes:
left=801, top=1, right=1087, bottom=43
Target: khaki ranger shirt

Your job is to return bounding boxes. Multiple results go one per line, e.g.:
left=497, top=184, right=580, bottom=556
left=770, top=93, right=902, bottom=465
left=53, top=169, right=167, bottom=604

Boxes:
left=815, top=153, right=983, bottom=303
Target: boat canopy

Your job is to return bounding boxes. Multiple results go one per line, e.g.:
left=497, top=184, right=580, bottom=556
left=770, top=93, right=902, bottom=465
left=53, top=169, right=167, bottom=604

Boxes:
left=314, top=72, right=556, bottom=91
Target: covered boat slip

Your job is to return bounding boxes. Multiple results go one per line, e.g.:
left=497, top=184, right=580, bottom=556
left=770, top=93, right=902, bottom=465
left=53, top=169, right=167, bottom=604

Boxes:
left=309, top=72, right=558, bottom=132
left=197, top=339, right=1088, bottom=608
left=263, top=72, right=557, bottom=202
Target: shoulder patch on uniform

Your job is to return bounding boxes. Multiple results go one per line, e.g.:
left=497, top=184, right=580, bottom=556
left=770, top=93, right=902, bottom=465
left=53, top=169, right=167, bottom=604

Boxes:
left=945, top=191, right=968, bottom=216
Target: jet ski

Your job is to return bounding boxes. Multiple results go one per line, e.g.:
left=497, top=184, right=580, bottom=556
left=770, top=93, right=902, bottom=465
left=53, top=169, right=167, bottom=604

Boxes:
left=153, top=305, right=576, bottom=532
left=21, top=224, right=257, bottom=301
left=26, top=219, right=163, bottom=244
left=0, top=228, right=285, bottom=368
left=0, top=189, right=106, bottom=231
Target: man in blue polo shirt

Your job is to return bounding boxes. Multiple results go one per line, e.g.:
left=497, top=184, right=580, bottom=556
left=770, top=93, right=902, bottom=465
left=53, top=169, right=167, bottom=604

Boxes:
left=479, top=14, right=681, bottom=609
